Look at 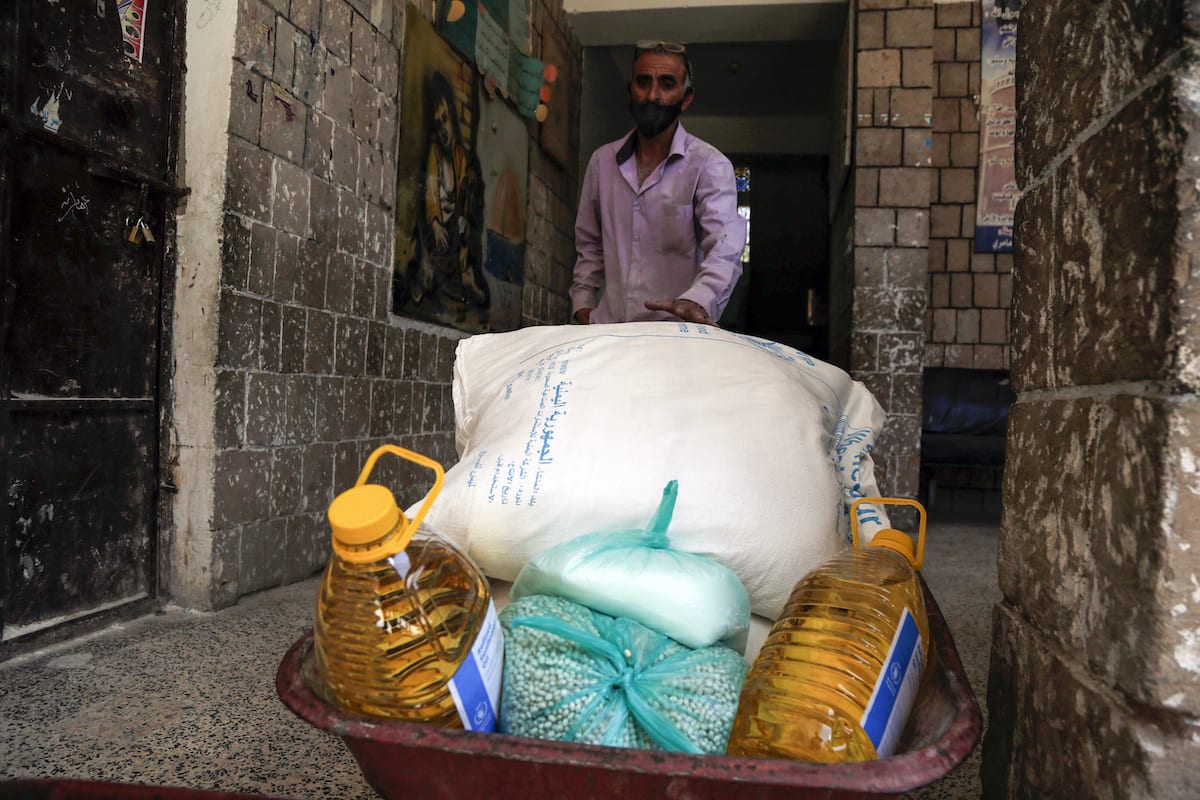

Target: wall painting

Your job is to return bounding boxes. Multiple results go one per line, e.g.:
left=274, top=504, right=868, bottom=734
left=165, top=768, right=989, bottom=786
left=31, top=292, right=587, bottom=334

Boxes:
left=392, top=5, right=526, bottom=333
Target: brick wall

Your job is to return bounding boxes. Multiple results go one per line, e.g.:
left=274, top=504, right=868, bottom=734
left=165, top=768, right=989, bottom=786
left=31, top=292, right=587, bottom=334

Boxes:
left=846, top=0, right=934, bottom=499
left=926, top=0, right=1012, bottom=370
left=197, top=0, right=578, bottom=608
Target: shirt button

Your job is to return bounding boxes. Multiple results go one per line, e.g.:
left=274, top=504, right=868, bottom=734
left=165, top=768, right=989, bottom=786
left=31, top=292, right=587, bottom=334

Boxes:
left=634, top=234, right=640, bottom=241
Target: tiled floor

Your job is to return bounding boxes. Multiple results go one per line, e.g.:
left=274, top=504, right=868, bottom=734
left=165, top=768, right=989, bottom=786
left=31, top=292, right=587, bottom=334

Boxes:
left=0, top=515, right=1001, bottom=799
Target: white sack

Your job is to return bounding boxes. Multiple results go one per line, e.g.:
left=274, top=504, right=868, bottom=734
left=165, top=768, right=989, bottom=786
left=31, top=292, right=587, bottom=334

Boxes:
left=412, top=322, right=889, bottom=620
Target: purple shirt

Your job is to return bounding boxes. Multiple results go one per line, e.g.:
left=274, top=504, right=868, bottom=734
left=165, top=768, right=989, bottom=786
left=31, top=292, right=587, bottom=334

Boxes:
left=570, top=124, right=747, bottom=323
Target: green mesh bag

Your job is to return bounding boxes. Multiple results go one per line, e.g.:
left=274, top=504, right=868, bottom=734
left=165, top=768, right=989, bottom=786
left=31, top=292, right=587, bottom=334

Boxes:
left=498, top=594, right=747, bottom=754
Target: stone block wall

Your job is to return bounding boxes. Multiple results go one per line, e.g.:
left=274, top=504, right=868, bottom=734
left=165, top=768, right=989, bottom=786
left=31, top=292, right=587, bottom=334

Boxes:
left=843, top=0, right=934, bottom=498
left=177, top=0, right=579, bottom=609
left=926, top=0, right=1012, bottom=371
left=216, top=0, right=455, bottom=605
left=982, top=2, right=1200, bottom=796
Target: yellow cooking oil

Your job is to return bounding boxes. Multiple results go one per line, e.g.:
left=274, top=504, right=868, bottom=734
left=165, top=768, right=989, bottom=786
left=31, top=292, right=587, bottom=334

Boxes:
left=726, top=498, right=930, bottom=763
left=312, top=444, right=503, bottom=730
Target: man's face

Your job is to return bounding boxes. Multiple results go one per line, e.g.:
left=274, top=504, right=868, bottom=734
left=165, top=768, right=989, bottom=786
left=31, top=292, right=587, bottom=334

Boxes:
left=433, top=98, right=453, bottom=150
left=629, top=52, right=691, bottom=110
left=628, top=51, right=693, bottom=139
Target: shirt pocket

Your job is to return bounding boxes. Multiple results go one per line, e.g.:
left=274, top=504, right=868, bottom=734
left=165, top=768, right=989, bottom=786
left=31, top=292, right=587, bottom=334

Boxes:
left=659, top=202, right=695, bottom=256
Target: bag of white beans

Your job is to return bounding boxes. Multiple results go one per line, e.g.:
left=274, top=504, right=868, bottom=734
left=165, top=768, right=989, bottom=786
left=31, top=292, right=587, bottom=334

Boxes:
left=498, top=594, right=747, bottom=754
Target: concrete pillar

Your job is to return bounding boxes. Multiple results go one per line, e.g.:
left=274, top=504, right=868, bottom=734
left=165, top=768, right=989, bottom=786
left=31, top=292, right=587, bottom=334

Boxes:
left=983, top=2, right=1200, bottom=796
left=170, top=0, right=237, bottom=610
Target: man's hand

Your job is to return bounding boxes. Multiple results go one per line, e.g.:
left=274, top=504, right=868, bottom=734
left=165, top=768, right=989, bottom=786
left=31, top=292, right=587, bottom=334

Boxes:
left=574, top=308, right=592, bottom=324
left=644, top=298, right=719, bottom=326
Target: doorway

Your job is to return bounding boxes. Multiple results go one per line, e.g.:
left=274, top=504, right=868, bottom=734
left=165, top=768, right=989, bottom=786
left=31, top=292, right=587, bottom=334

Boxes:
left=574, top=33, right=843, bottom=363
left=721, top=154, right=831, bottom=361
left=0, top=2, right=181, bottom=655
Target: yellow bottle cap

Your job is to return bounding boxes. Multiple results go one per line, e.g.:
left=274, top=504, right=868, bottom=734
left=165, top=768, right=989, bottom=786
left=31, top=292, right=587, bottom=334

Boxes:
left=851, top=497, right=926, bottom=569
left=327, top=444, right=445, bottom=564
left=867, top=528, right=918, bottom=567
left=328, top=484, right=409, bottom=562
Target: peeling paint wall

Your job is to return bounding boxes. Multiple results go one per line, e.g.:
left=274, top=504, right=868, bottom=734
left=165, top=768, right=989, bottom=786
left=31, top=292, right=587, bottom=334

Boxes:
left=982, top=2, right=1200, bottom=796
left=168, top=0, right=580, bottom=611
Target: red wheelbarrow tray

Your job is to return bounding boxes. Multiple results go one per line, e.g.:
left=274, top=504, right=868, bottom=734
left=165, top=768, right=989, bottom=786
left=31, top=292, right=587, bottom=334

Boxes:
left=276, top=576, right=982, bottom=800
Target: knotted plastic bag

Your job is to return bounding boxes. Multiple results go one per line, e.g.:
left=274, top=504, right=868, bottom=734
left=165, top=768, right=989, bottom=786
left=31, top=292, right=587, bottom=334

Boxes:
left=509, top=480, right=750, bottom=651
left=499, top=594, right=747, bottom=754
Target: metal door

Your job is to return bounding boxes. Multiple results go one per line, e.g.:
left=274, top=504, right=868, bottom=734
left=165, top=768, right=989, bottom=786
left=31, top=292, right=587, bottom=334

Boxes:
left=0, top=1, right=180, bottom=654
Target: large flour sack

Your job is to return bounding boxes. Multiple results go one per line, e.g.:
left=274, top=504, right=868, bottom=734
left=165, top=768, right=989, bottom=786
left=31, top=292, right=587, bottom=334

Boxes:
left=411, top=322, right=889, bottom=619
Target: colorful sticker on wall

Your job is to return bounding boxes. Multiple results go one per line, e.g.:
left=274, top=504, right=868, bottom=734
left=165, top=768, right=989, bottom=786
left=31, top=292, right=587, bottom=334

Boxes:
left=30, top=83, right=69, bottom=134
left=507, top=0, right=531, bottom=57
left=439, top=0, right=554, bottom=120
left=118, top=0, right=147, bottom=63
left=538, top=30, right=569, bottom=165
left=975, top=0, right=1019, bottom=254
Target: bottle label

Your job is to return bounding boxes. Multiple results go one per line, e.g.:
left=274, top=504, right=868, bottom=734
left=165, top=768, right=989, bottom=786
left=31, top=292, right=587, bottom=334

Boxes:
left=447, top=600, right=504, bottom=732
left=860, top=606, right=924, bottom=758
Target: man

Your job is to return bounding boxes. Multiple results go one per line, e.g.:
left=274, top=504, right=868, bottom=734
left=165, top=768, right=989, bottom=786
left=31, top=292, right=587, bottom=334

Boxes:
left=570, top=40, right=747, bottom=325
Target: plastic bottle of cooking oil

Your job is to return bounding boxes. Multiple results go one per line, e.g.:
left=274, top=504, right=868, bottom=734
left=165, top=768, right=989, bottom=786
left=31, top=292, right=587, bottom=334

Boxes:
left=726, top=498, right=929, bottom=763
left=312, top=444, right=503, bottom=731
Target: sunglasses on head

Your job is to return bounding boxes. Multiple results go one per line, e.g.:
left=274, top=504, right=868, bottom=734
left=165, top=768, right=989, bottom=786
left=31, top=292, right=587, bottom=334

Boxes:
left=635, top=40, right=687, bottom=55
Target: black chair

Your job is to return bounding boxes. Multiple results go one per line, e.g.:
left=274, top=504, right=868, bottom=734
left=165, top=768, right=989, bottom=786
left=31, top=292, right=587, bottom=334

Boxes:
left=920, top=367, right=1016, bottom=511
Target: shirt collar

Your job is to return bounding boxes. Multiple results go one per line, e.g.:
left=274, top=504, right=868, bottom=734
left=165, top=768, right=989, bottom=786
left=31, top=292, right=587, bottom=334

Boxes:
left=615, top=122, right=690, bottom=165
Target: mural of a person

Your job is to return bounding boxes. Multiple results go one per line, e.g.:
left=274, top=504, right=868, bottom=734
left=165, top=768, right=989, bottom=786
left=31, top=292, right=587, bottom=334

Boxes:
left=392, top=8, right=529, bottom=332
left=411, top=71, right=489, bottom=309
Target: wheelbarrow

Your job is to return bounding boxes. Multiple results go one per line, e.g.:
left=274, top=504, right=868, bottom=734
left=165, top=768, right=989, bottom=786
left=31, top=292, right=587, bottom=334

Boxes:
left=275, top=575, right=981, bottom=800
